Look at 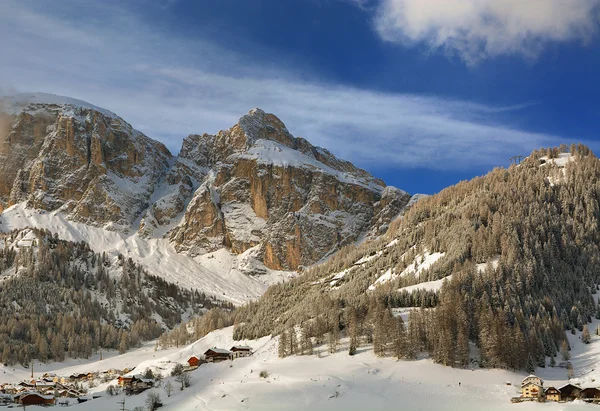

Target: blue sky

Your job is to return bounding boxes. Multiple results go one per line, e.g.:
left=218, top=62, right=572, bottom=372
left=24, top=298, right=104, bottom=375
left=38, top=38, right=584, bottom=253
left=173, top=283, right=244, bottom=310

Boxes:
left=1, top=0, right=600, bottom=194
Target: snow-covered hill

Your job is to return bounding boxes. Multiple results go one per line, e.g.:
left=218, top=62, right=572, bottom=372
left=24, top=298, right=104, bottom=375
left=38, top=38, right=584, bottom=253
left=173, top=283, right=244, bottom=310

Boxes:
left=14, top=321, right=600, bottom=411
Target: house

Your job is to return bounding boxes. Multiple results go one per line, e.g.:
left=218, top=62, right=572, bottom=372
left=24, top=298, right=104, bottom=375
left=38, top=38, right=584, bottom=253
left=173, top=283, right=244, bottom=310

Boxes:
left=117, top=376, right=134, bottom=387
left=581, top=387, right=600, bottom=401
left=124, top=376, right=154, bottom=394
left=230, top=345, right=253, bottom=358
left=204, top=348, right=232, bottom=362
left=187, top=356, right=201, bottom=368
left=558, top=383, right=581, bottom=401
left=521, top=381, right=543, bottom=398
left=522, top=375, right=543, bottom=387
left=70, top=372, right=88, bottom=382
left=544, top=387, right=560, bottom=402
left=42, top=372, right=59, bottom=382
left=19, top=392, right=55, bottom=406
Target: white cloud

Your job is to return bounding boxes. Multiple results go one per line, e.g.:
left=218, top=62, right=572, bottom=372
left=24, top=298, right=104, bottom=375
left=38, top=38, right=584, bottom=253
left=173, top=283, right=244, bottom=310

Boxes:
left=0, top=0, right=573, bottom=173
left=374, top=0, right=600, bottom=64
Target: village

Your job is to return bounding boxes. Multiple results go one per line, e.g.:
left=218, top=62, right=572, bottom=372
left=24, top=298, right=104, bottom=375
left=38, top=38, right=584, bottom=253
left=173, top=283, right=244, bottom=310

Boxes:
left=514, top=374, right=600, bottom=404
left=0, top=345, right=253, bottom=407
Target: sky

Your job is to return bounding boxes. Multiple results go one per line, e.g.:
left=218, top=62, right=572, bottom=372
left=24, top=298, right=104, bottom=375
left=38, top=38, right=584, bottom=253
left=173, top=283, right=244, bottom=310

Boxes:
left=1, top=0, right=600, bottom=194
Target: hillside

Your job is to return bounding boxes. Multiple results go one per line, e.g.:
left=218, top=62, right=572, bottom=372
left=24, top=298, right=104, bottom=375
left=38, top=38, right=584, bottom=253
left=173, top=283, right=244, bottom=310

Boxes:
left=231, top=144, right=600, bottom=371
left=0, top=228, right=230, bottom=365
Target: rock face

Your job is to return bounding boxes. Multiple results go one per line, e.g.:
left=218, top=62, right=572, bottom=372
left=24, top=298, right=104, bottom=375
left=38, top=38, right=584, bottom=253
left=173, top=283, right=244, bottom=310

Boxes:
left=166, top=108, right=411, bottom=270
left=0, top=94, right=412, bottom=271
left=0, top=93, right=171, bottom=228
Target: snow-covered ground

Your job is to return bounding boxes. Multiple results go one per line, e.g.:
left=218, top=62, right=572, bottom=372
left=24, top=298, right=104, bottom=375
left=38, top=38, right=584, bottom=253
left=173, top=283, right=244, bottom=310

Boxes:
left=0, top=203, right=294, bottom=305
left=11, top=322, right=600, bottom=411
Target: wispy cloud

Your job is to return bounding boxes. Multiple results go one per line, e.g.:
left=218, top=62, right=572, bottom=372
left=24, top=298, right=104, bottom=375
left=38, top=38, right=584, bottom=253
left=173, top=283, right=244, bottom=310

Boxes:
left=0, top=0, right=570, bottom=172
left=374, top=0, right=600, bottom=65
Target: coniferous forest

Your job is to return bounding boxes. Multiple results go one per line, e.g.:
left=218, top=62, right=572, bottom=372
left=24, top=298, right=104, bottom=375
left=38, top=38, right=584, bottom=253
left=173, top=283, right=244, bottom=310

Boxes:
left=226, top=144, right=600, bottom=371
left=0, top=228, right=231, bottom=366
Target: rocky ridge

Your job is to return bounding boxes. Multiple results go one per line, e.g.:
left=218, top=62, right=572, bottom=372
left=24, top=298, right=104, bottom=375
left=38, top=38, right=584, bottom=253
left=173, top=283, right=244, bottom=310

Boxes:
left=0, top=93, right=413, bottom=272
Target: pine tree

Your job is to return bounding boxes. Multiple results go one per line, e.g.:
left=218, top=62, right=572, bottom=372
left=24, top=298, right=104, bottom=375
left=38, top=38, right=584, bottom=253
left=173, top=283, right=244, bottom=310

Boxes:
left=582, top=325, right=591, bottom=344
left=278, top=330, right=288, bottom=358
left=561, top=340, right=571, bottom=361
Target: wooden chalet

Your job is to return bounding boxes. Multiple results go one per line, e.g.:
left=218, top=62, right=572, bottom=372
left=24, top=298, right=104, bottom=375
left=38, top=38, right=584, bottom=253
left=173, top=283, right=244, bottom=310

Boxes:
left=188, top=356, right=201, bottom=368
left=117, top=375, right=134, bottom=387
left=70, top=372, right=88, bottom=382
left=125, top=376, right=154, bottom=394
left=230, top=345, right=253, bottom=358
left=19, top=392, right=55, bottom=406
left=558, top=383, right=581, bottom=401
left=581, top=387, right=600, bottom=401
left=544, top=386, right=560, bottom=402
left=204, top=348, right=232, bottom=362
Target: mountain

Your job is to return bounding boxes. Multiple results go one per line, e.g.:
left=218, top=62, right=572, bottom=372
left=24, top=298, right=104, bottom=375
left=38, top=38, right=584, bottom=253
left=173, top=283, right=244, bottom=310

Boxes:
left=0, top=93, right=171, bottom=229
left=0, top=93, right=413, bottom=281
left=232, top=145, right=600, bottom=371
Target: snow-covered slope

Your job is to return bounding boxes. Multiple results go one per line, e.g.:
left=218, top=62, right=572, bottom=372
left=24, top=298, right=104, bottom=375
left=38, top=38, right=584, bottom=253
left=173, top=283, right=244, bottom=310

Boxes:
left=20, top=323, right=600, bottom=411
left=0, top=203, right=293, bottom=304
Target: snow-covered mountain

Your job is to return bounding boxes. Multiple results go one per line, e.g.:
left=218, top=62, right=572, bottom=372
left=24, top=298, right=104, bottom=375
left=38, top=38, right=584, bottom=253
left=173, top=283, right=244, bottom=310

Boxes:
left=0, top=93, right=415, bottom=300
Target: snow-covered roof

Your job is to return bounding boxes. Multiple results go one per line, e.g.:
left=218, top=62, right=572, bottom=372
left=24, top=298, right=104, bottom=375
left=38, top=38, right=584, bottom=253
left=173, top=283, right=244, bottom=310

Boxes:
left=20, top=392, right=54, bottom=400
left=231, top=345, right=252, bottom=350
left=522, top=374, right=541, bottom=382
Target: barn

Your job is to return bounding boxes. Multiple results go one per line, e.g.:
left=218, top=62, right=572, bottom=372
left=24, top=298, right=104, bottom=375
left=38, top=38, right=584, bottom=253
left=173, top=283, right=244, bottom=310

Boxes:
left=558, top=383, right=581, bottom=401
left=188, top=356, right=201, bottom=368
left=19, top=392, right=55, bottom=406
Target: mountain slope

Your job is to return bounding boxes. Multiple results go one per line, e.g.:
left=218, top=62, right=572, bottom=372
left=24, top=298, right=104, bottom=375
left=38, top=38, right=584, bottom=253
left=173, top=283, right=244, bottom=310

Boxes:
left=232, top=145, right=599, bottom=371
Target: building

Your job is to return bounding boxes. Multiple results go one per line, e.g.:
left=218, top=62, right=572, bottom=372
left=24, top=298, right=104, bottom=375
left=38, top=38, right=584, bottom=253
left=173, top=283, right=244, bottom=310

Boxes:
left=558, top=383, right=581, bottom=401
left=581, top=387, right=600, bottom=401
left=187, top=356, right=201, bottom=368
left=522, top=375, right=543, bottom=387
left=19, top=392, right=55, bottom=406
left=117, top=376, right=134, bottom=387
left=204, top=348, right=232, bottom=362
left=522, top=381, right=543, bottom=398
left=544, top=387, right=560, bottom=402
left=230, top=345, right=253, bottom=358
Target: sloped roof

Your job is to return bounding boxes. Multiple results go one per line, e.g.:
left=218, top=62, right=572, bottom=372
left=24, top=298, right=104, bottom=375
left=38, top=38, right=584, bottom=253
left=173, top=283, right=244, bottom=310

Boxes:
left=231, top=345, right=253, bottom=350
left=205, top=347, right=231, bottom=355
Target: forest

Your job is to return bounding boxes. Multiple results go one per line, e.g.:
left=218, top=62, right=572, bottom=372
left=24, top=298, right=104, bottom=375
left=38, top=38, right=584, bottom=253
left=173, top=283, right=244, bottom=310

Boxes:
left=0, top=228, right=232, bottom=366
left=219, top=144, right=600, bottom=371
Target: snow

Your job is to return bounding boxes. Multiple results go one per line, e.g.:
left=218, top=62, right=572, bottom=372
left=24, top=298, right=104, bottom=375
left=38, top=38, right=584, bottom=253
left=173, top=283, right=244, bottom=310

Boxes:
left=399, top=250, right=446, bottom=278
left=233, top=139, right=385, bottom=193
left=476, top=256, right=500, bottom=273
left=0, top=203, right=294, bottom=305
left=0, top=92, right=117, bottom=118
left=22, top=324, right=599, bottom=411
left=398, top=275, right=452, bottom=293
left=367, top=249, right=446, bottom=291
left=540, top=153, right=574, bottom=168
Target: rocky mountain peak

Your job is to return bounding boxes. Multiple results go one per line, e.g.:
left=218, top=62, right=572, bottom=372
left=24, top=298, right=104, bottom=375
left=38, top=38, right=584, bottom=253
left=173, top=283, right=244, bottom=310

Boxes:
left=1, top=94, right=413, bottom=272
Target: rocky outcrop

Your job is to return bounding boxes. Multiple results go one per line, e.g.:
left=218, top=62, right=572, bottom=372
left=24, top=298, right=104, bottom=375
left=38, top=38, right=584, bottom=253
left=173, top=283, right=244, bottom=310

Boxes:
left=167, top=109, right=411, bottom=270
left=0, top=93, right=171, bottom=227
